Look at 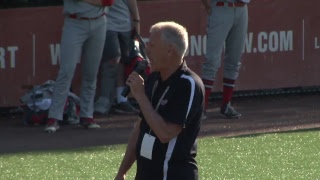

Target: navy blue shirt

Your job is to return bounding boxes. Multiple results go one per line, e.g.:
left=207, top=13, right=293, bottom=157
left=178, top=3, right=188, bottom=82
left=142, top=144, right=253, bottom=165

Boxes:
left=135, top=62, right=204, bottom=180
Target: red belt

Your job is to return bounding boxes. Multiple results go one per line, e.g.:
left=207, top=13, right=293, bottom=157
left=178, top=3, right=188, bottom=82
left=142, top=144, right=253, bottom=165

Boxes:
left=68, top=13, right=106, bottom=20
left=216, top=2, right=245, bottom=7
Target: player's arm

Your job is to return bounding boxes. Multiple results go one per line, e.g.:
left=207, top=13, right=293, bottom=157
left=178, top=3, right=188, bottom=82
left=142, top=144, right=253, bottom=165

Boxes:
left=115, top=119, right=141, bottom=180
left=128, top=0, right=140, bottom=34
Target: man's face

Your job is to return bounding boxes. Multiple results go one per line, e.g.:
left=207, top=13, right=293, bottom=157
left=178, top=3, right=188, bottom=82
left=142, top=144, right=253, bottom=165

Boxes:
left=146, top=31, right=168, bottom=71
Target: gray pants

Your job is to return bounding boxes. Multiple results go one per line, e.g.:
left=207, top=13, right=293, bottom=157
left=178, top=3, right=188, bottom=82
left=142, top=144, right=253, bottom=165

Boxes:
left=49, top=16, right=107, bottom=120
left=202, top=3, right=248, bottom=81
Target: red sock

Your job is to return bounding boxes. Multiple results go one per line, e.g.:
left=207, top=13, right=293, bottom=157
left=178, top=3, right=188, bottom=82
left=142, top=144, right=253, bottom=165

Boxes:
left=222, top=78, right=235, bottom=106
left=202, top=79, right=214, bottom=110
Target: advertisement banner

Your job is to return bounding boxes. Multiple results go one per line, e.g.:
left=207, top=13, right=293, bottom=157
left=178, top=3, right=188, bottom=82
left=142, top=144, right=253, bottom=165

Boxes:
left=0, top=0, right=319, bottom=107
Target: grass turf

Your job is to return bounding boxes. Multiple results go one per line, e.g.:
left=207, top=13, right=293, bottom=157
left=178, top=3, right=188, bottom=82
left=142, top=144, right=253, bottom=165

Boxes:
left=0, top=130, right=319, bottom=179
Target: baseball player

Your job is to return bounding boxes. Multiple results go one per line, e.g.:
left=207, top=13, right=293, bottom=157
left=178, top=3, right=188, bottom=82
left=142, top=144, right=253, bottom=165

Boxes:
left=201, top=0, right=250, bottom=118
left=94, top=0, right=140, bottom=115
left=45, top=0, right=113, bottom=133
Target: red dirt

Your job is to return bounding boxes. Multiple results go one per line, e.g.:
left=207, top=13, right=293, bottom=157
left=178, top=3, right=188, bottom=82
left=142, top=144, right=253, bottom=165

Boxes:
left=1, top=94, right=319, bottom=154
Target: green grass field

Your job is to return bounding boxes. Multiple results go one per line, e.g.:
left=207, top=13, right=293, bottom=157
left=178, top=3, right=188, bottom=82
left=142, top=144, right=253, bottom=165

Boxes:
left=1, top=130, right=319, bottom=180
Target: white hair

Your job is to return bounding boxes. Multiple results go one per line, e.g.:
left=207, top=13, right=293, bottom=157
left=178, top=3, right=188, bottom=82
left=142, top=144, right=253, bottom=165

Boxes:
left=150, top=21, right=189, bottom=57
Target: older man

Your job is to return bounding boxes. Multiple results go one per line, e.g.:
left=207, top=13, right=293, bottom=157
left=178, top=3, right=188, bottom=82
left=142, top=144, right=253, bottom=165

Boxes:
left=115, top=21, right=204, bottom=180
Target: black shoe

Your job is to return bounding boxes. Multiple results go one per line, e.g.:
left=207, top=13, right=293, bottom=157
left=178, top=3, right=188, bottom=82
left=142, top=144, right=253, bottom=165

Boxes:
left=220, top=102, right=241, bottom=119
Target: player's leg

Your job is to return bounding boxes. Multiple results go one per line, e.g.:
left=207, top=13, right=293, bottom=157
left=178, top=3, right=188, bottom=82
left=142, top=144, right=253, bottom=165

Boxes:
left=221, top=5, right=248, bottom=118
left=80, top=17, right=107, bottom=128
left=46, top=17, right=87, bottom=132
left=113, top=31, right=139, bottom=114
left=94, top=30, right=120, bottom=114
left=202, top=5, right=233, bottom=112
